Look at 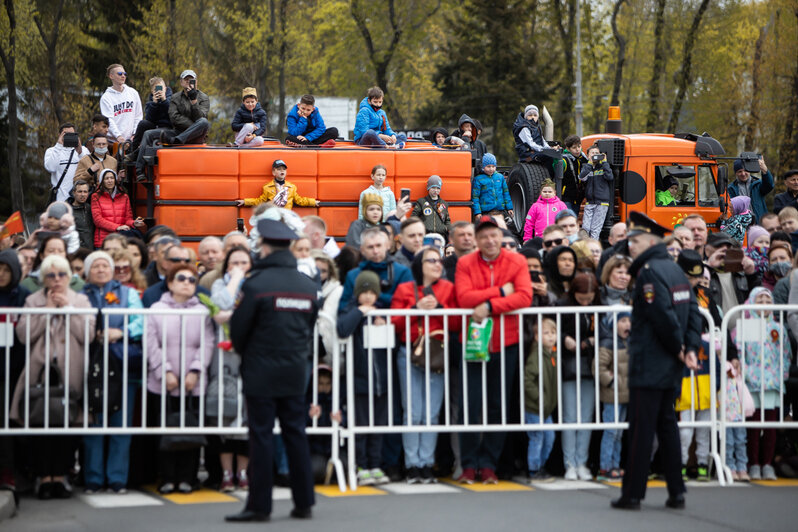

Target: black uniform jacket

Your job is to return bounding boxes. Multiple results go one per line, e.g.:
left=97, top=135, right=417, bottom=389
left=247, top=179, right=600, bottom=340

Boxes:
left=231, top=249, right=319, bottom=398
left=628, top=243, right=702, bottom=390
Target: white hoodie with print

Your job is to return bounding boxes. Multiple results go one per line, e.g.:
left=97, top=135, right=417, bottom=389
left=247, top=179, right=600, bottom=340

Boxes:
left=100, top=84, right=143, bottom=140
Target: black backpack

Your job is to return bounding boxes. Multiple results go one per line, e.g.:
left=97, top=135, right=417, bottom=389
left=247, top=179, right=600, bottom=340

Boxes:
left=87, top=308, right=123, bottom=416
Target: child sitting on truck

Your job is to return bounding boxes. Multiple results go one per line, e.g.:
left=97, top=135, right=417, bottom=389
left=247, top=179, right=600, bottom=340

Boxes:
left=411, top=175, right=452, bottom=241
left=655, top=175, right=679, bottom=207
left=235, top=159, right=319, bottom=209
left=231, top=87, right=267, bottom=147
left=512, top=105, right=564, bottom=183
left=285, top=94, right=339, bottom=147
left=579, top=144, right=614, bottom=240
left=353, top=86, right=407, bottom=149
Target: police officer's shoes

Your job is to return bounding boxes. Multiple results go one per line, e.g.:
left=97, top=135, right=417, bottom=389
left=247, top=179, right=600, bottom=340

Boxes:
left=665, top=495, right=686, bottom=509
left=225, top=510, right=270, bottom=522
left=610, top=497, right=641, bottom=510
left=290, top=507, right=312, bottom=519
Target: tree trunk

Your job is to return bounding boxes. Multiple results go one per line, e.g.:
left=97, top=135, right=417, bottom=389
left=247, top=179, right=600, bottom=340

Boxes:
left=166, top=0, right=177, bottom=80
left=645, top=0, right=667, bottom=132
left=34, top=0, right=66, bottom=124
left=610, top=0, right=627, bottom=107
left=277, top=0, right=288, bottom=136
left=553, top=0, right=576, bottom=136
left=744, top=13, right=774, bottom=149
left=1, top=0, right=25, bottom=216
left=667, top=0, right=711, bottom=132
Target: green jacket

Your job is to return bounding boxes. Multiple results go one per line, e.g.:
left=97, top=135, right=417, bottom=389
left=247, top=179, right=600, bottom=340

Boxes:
left=524, top=346, right=558, bottom=418
left=655, top=189, right=676, bottom=206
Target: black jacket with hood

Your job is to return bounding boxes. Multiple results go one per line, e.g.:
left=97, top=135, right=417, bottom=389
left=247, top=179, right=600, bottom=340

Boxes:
left=0, top=250, right=31, bottom=386
left=512, top=112, right=547, bottom=162
left=68, top=196, right=94, bottom=250
left=544, top=246, right=577, bottom=304
left=450, top=114, right=487, bottom=174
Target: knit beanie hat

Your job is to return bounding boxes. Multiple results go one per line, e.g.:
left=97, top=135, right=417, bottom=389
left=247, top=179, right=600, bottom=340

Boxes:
left=746, top=225, right=768, bottom=246
left=361, top=193, right=383, bottom=217
left=427, top=175, right=442, bottom=190
left=524, top=105, right=539, bottom=117
left=482, top=153, right=497, bottom=167
left=733, top=159, right=744, bottom=173
left=242, top=87, right=257, bottom=100
left=47, top=201, right=71, bottom=220
left=555, top=209, right=577, bottom=222
left=354, top=270, right=381, bottom=298
left=83, top=250, right=114, bottom=277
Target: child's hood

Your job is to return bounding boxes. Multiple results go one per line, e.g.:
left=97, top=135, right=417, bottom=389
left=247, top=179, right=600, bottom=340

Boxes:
left=457, top=114, right=479, bottom=139
left=730, top=195, right=751, bottom=215
left=537, top=195, right=563, bottom=206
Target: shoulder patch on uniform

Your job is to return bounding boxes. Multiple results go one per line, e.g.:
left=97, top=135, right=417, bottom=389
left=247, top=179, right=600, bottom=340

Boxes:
left=670, top=284, right=691, bottom=304
left=643, top=283, right=655, bottom=304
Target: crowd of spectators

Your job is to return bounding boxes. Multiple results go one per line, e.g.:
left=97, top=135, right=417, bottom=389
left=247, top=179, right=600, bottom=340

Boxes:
left=2, top=63, right=798, bottom=505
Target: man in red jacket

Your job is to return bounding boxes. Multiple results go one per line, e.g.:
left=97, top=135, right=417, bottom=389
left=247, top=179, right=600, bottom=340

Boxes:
left=454, top=216, right=532, bottom=484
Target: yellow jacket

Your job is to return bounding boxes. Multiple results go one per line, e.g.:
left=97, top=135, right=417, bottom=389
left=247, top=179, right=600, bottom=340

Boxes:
left=244, top=180, right=316, bottom=209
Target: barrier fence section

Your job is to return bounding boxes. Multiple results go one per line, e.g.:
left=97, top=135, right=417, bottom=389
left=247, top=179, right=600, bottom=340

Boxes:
left=342, top=305, right=723, bottom=490
left=0, top=306, right=345, bottom=492
left=720, top=304, right=798, bottom=484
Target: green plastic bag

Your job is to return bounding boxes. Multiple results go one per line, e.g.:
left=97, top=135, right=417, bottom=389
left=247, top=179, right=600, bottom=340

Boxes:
left=464, top=318, right=492, bottom=362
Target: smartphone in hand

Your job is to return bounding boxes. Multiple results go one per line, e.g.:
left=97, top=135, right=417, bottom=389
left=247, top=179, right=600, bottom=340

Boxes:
left=400, top=188, right=411, bottom=202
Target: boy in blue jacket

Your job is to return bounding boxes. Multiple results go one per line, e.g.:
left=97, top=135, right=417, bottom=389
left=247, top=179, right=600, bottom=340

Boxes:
left=231, top=87, right=267, bottom=147
left=353, top=87, right=407, bottom=149
left=286, top=94, right=339, bottom=147
left=471, top=153, right=514, bottom=223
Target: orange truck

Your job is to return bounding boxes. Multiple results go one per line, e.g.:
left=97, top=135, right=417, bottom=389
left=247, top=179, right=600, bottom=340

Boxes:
left=134, top=107, right=750, bottom=245
left=505, top=107, right=747, bottom=237
left=132, top=139, right=473, bottom=247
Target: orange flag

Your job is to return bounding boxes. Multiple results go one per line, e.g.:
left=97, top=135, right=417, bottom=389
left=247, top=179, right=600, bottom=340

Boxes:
left=0, top=211, right=24, bottom=238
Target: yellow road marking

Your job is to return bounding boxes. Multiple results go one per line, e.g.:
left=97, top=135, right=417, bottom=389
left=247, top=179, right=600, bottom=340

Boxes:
left=441, top=479, right=532, bottom=492
left=315, top=485, right=386, bottom=497
left=142, top=485, right=239, bottom=504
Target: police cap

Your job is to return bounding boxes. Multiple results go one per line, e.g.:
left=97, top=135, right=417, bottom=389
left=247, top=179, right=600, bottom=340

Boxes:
left=257, top=218, right=298, bottom=242
left=677, top=249, right=705, bottom=277
left=626, top=211, right=671, bottom=238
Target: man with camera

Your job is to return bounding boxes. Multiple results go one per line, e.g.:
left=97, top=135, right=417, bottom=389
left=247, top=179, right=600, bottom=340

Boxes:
left=579, top=144, right=614, bottom=240
left=160, top=70, right=210, bottom=147
left=44, top=124, right=88, bottom=202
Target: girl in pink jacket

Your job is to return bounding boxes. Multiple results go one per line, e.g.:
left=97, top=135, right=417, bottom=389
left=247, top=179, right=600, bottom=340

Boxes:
left=523, top=179, right=568, bottom=242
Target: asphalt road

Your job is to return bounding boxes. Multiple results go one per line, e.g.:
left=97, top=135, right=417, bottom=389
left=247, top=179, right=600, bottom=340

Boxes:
left=3, top=479, right=798, bottom=532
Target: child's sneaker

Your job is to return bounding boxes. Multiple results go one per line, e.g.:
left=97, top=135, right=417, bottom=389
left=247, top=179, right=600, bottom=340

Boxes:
left=420, top=466, right=437, bottom=484
left=237, top=469, right=249, bottom=490
left=577, top=465, right=593, bottom=481
left=370, top=468, right=390, bottom=485
left=220, top=471, right=234, bottom=492
left=564, top=467, right=578, bottom=480
left=597, top=469, right=612, bottom=481
left=761, top=464, right=777, bottom=480
left=681, top=467, right=689, bottom=481
left=405, top=467, right=421, bottom=485
left=480, top=468, right=498, bottom=484
left=357, top=468, right=374, bottom=486
left=749, top=464, right=761, bottom=480
left=697, top=464, right=710, bottom=481
left=457, top=468, right=476, bottom=484
left=320, top=139, right=336, bottom=148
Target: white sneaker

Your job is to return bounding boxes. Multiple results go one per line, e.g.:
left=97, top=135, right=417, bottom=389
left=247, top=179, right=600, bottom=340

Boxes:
left=577, top=465, right=593, bottom=481
left=564, top=467, right=578, bottom=480
left=749, top=464, right=761, bottom=480
left=357, top=468, right=375, bottom=486
left=762, top=464, right=777, bottom=480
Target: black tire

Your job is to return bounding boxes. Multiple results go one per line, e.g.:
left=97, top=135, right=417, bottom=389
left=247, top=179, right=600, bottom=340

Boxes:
left=508, top=162, right=550, bottom=234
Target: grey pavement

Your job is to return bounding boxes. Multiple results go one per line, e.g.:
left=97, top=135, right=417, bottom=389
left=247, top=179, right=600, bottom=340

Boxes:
left=2, top=483, right=797, bottom=532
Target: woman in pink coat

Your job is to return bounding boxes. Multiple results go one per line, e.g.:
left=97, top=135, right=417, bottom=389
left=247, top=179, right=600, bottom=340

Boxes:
left=523, top=179, right=568, bottom=242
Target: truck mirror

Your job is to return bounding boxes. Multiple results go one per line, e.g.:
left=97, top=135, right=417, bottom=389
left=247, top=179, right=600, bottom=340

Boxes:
left=739, top=152, right=761, bottom=173
left=719, top=197, right=727, bottom=215
left=716, top=165, right=727, bottom=195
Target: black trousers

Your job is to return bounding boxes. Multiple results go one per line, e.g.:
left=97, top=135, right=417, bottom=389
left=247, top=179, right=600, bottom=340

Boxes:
left=30, top=435, right=77, bottom=478
left=621, top=387, right=685, bottom=500
left=131, top=119, right=158, bottom=152
left=246, top=394, right=314, bottom=515
left=285, top=127, right=339, bottom=145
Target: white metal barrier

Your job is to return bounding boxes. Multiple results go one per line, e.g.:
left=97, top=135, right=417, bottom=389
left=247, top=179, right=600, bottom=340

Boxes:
left=720, top=304, right=798, bottom=485
left=342, top=305, right=724, bottom=489
left=0, top=306, right=346, bottom=491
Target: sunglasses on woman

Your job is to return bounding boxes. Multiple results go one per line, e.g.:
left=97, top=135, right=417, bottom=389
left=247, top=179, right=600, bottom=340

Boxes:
left=175, top=274, right=197, bottom=284
left=45, top=271, right=69, bottom=280
left=115, top=265, right=131, bottom=273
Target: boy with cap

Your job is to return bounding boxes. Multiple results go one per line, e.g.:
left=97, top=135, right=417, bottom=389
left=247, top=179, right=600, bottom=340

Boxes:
left=236, top=159, right=319, bottom=210
left=471, top=153, right=513, bottom=223
left=412, top=175, right=452, bottom=241
left=232, top=87, right=267, bottom=147
left=726, top=155, right=774, bottom=223
left=286, top=94, right=339, bottom=147
left=336, top=269, right=391, bottom=486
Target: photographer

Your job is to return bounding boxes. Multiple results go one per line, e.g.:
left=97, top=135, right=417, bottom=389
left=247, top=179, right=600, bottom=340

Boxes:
left=44, top=123, right=88, bottom=202
left=579, top=144, right=614, bottom=240
left=160, top=70, right=210, bottom=147
left=133, top=77, right=173, bottom=181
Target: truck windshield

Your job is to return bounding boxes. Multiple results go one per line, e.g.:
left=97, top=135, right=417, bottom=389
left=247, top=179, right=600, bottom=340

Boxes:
left=654, top=165, right=719, bottom=208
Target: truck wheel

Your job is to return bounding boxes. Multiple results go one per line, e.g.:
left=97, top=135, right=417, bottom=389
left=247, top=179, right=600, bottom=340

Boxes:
left=508, top=162, right=550, bottom=236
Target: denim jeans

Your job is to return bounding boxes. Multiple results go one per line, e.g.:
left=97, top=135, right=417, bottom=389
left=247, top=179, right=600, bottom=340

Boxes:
left=175, top=118, right=210, bottom=144
left=524, top=412, right=554, bottom=472
left=356, top=129, right=407, bottom=148
left=726, top=426, right=748, bottom=472
left=600, top=402, right=627, bottom=471
left=83, top=383, right=138, bottom=487
left=396, top=346, right=445, bottom=468
left=561, top=379, right=595, bottom=469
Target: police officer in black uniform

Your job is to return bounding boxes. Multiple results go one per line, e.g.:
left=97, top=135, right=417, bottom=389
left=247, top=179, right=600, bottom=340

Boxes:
left=611, top=212, right=702, bottom=511
left=225, top=219, right=318, bottom=523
